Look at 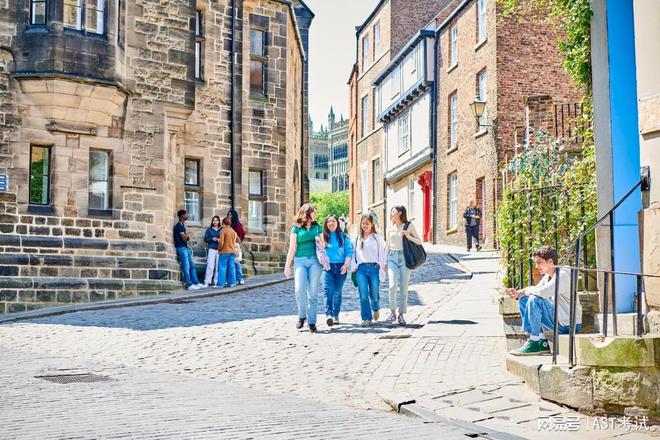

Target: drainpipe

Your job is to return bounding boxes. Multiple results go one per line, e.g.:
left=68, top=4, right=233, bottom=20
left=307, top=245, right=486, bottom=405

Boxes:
left=301, top=53, right=306, bottom=206
left=229, top=0, right=236, bottom=210
left=431, top=32, right=439, bottom=244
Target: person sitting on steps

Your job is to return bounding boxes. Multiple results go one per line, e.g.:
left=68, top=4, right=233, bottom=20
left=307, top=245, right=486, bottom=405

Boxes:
left=507, top=245, right=582, bottom=356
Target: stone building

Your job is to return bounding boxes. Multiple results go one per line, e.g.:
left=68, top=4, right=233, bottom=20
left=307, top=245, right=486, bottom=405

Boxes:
left=348, top=0, right=456, bottom=228
left=327, top=108, right=349, bottom=193
left=308, top=118, right=330, bottom=193
left=0, top=0, right=313, bottom=313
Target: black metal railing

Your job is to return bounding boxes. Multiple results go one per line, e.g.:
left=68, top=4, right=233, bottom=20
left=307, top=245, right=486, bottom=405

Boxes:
left=552, top=265, right=660, bottom=367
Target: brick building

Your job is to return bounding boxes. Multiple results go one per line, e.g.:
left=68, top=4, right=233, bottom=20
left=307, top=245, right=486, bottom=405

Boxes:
left=0, top=0, right=312, bottom=313
left=349, top=0, right=451, bottom=229
left=433, top=0, right=580, bottom=248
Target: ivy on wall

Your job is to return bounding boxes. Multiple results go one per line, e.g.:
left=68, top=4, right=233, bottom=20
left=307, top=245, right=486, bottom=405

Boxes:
left=496, top=0, right=596, bottom=286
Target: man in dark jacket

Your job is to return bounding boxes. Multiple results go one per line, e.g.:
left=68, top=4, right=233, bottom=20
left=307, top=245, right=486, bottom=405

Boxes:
left=463, top=199, right=482, bottom=252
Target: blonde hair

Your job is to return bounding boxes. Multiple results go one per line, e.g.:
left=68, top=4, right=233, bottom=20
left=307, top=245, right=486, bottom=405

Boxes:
left=295, top=203, right=317, bottom=226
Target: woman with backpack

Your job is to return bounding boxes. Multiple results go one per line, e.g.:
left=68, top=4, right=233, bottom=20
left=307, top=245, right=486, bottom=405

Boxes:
left=284, top=204, right=325, bottom=333
left=322, top=215, right=354, bottom=326
left=352, top=214, right=387, bottom=327
left=202, top=215, right=222, bottom=287
left=386, top=206, right=423, bottom=326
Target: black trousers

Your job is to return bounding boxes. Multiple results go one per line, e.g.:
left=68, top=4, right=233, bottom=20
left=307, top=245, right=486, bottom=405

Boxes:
left=466, top=225, right=480, bottom=250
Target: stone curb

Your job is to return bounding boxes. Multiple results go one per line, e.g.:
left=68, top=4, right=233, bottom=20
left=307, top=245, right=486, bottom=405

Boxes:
left=0, top=274, right=291, bottom=325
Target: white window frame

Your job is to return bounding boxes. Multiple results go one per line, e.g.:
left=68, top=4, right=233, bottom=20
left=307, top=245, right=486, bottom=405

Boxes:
left=478, top=70, right=488, bottom=127
left=184, top=158, right=202, bottom=223
left=477, top=0, right=487, bottom=43
left=361, top=94, right=369, bottom=137
left=390, top=66, right=401, bottom=99
left=398, top=111, right=410, bottom=155
left=372, top=158, right=381, bottom=203
left=248, top=169, right=265, bottom=233
left=373, top=22, right=381, bottom=57
left=448, top=173, right=458, bottom=229
left=88, top=149, right=111, bottom=211
left=450, top=26, right=458, bottom=67
left=450, top=93, right=458, bottom=147
left=408, top=178, right=416, bottom=219
left=362, top=35, right=370, bottom=69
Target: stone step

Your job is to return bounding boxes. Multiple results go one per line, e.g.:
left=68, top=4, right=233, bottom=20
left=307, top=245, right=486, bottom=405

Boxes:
left=557, top=333, right=660, bottom=367
left=593, top=312, right=647, bottom=336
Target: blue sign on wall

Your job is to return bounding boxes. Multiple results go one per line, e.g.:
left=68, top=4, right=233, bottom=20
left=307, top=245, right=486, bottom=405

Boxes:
left=0, top=174, right=7, bottom=192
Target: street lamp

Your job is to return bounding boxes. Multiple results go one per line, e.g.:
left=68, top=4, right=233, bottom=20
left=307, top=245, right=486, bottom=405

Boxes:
left=469, top=95, right=490, bottom=127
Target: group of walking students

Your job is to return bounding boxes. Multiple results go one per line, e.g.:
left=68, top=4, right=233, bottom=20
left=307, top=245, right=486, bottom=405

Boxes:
left=283, top=203, right=424, bottom=333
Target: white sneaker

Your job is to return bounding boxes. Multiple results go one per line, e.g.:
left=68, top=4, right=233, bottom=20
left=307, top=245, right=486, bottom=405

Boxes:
left=201, top=284, right=209, bottom=288
left=188, top=285, right=201, bottom=290
left=360, top=320, right=371, bottom=328
left=238, top=280, right=245, bottom=285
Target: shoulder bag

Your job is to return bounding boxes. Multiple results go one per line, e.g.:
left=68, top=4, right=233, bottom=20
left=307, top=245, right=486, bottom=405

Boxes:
left=402, top=223, right=426, bottom=270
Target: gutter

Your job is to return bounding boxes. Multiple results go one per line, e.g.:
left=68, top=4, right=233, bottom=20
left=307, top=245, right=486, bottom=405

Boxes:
left=431, top=35, right=439, bottom=243
left=230, top=0, right=236, bottom=209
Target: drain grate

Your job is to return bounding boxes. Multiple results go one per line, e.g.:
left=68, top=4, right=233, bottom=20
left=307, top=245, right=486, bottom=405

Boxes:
left=35, top=373, right=113, bottom=384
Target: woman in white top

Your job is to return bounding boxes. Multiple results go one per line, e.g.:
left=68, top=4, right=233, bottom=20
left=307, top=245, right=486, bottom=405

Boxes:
left=386, top=206, right=423, bottom=325
left=352, top=214, right=387, bottom=327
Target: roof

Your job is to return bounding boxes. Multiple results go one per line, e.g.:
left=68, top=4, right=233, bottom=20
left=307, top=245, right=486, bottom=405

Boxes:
left=355, top=0, right=388, bottom=35
left=294, top=0, right=315, bottom=18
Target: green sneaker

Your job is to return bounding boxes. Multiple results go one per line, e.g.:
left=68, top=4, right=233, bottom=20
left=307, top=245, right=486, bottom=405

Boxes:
left=510, top=339, right=550, bottom=356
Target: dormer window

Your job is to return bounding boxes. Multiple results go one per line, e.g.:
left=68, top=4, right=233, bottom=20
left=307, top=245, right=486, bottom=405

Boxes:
left=63, top=0, right=106, bottom=35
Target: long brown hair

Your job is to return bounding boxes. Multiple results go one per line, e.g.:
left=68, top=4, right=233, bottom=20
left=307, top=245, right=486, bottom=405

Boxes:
left=323, top=215, right=344, bottom=246
left=295, top=203, right=318, bottom=227
left=357, top=214, right=378, bottom=249
left=391, top=206, right=408, bottom=224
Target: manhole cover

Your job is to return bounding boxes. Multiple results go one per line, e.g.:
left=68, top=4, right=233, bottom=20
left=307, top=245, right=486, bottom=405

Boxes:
left=35, top=373, right=112, bottom=384
left=378, top=334, right=412, bottom=339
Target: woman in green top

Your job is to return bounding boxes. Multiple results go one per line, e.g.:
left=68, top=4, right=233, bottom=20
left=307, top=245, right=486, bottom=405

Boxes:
left=284, top=203, right=325, bottom=333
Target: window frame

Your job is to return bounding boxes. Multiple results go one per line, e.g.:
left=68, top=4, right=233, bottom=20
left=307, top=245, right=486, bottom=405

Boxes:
left=390, top=65, right=401, bottom=99
left=28, top=145, right=52, bottom=207
left=450, top=25, right=458, bottom=67
left=362, top=34, right=370, bottom=70
left=194, top=10, right=205, bottom=81
left=477, top=69, right=488, bottom=128
left=372, top=157, right=380, bottom=203
left=477, top=0, right=487, bottom=43
left=398, top=111, right=410, bottom=155
left=250, top=28, right=268, bottom=97
left=448, top=172, right=458, bottom=230
left=30, top=0, right=47, bottom=25
left=88, top=149, right=113, bottom=215
left=63, top=0, right=107, bottom=35
left=184, top=158, right=203, bottom=223
left=361, top=94, right=369, bottom=138
left=248, top=169, right=266, bottom=233
left=373, top=22, right=381, bottom=57
left=449, top=92, right=458, bottom=148
left=408, top=178, right=416, bottom=219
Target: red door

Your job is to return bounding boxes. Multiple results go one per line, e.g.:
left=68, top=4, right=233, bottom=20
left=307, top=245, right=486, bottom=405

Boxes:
left=418, top=171, right=433, bottom=242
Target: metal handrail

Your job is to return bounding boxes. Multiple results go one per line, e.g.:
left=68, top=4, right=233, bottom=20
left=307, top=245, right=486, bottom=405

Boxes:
left=551, top=265, right=657, bottom=367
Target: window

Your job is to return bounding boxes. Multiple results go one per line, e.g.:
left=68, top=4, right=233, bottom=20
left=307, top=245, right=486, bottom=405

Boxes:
left=195, top=10, right=204, bottom=80
left=248, top=170, right=265, bottom=231
left=29, top=146, right=51, bottom=205
left=89, top=150, right=111, bottom=211
left=30, top=0, right=47, bottom=25
left=361, top=95, right=369, bottom=137
left=408, top=179, right=415, bottom=218
left=450, top=26, right=458, bottom=67
left=184, top=159, right=201, bottom=222
left=450, top=92, right=458, bottom=147
left=372, top=158, right=380, bottom=203
left=448, top=173, right=458, bottom=229
left=250, top=29, right=267, bottom=96
left=117, top=0, right=125, bottom=47
left=477, top=0, right=487, bottom=43
left=362, top=35, right=370, bottom=69
left=398, top=111, right=410, bottom=154
left=390, top=66, right=400, bottom=98
left=477, top=70, right=488, bottom=127
left=373, top=22, right=381, bottom=56
left=64, top=0, right=105, bottom=34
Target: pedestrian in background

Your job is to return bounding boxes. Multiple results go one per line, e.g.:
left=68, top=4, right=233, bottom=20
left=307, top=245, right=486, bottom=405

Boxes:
left=203, top=215, right=222, bottom=287
left=216, top=216, right=238, bottom=288
left=284, top=204, right=324, bottom=333
left=173, top=209, right=202, bottom=290
left=463, top=199, right=482, bottom=252
left=386, top=206, right=423, bottom=326
left=322, top=214, right=353, bottom=326
left=352, top=214, right=386, bottom=327
left=228, top=209, right=246, bottom=285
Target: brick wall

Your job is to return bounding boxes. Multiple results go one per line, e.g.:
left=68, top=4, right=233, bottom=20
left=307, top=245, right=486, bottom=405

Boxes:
left=390, top=0, right=453, bottom=53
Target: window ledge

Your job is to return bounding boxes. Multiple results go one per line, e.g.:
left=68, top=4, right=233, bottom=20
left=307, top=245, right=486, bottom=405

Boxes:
left=397, top=148, right=410, bottom=159
left=474, top=129, right=489, bottom=139
left=474, top=38, right=488, bottom=52
left=446, top=145, right=458, bottom=155
left=249, top=94, right=269, bottom=103
left=446, top=227, right=458, bottom=235
left=27, top=205, right=55, bottom=215
left=446, top=63, right=458, bottom=74
left=88, top=209, right=113, bottom=218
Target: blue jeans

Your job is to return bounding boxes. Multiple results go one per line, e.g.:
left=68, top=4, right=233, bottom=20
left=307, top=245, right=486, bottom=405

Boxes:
left=235, top=261, right=244, bottom=282
left=356, top=263, right=380, bottom=321
left=217, top=253, right=236, bottom=287
left=466, top=225, right=480, bottom=250
left=519, top=295, right=581, bottom=335
left=176, top=246, right=199, bottom=287
left=294, top=256, right=323, bottom=325
left=324, top=263, right=347, bottom=318
left=387, top=251, right=411, bottom=314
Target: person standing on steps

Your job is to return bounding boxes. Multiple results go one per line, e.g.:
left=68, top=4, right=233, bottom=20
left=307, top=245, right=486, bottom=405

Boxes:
left=203, top=215, right=222, bottom=287
left=228, top=209, right=246, bottom=285
left=173, top=209, right=202, bottom=290
left=216, top=216, right=238, bottom=288
left=352, top=214, right=387, bottom=327
left=284, top=204, right=325, bottom=333
left=463, top=199, right=482, bottom=252
left=322, top=214, right=354, bottom=327
left=386, top=206, right=423, bottom=326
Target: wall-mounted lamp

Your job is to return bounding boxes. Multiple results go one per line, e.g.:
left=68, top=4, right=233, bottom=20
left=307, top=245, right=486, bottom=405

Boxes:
left=469, top=95, right=491, bottom=127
